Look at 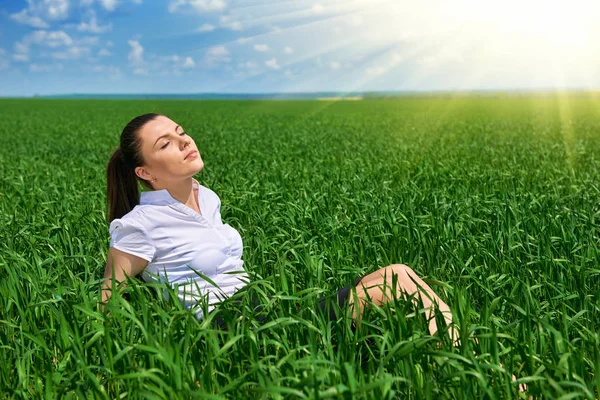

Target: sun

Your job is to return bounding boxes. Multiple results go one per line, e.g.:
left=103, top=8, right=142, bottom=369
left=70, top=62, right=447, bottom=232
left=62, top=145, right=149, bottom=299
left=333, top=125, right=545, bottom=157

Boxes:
left=199, top=0, right=599, bottom=92
left=472, top=1, right=590, bottom=56
left=352, top=0, right=598, bottom=90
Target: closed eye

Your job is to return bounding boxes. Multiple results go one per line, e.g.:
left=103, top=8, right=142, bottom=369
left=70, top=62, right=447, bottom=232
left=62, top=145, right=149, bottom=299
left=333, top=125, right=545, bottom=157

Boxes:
left=160, top=132, right=187, bottom=149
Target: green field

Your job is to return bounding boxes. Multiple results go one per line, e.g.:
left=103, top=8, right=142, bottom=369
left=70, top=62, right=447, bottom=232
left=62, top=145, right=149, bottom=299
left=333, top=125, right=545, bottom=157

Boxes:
left=0, top=97, right=599, bottom=399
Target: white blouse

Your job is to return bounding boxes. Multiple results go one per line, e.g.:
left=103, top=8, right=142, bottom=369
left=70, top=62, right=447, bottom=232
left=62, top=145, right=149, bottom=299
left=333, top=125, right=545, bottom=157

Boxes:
left=109, top=178, right=249, bottom=320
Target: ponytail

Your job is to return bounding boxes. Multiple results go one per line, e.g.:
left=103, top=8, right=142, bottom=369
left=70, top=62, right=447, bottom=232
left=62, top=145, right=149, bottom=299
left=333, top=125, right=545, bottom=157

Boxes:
left=107, top=148, right=140, bottom=222
left=106, top=113, right=163, bottom=223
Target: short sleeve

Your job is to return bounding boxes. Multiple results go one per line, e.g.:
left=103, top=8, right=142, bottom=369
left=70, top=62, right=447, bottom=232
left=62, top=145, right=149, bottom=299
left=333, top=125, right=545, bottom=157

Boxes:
left=203, top=187, right=223, bottom=225
left=109, top=217, right=156, bottom=262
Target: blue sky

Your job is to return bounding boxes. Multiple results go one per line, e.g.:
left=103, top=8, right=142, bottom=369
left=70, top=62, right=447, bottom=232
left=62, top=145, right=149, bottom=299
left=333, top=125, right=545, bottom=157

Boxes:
left=1, top=0, right=599, bottom=96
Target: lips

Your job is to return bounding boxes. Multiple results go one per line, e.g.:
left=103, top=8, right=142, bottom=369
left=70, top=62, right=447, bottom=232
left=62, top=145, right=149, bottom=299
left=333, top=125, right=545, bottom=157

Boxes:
left=184, top=150, right=198, bottom=160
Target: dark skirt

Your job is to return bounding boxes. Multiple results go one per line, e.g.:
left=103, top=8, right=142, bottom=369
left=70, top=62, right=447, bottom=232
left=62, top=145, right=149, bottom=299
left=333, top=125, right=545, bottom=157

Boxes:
left=211, top=274, right=368, bottom=330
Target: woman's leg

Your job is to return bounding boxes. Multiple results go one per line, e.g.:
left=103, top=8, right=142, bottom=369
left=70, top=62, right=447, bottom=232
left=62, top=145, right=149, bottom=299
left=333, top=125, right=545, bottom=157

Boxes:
left=348, top=266, right=525, bottom=392
left=347, top=264, right=455, bottom=338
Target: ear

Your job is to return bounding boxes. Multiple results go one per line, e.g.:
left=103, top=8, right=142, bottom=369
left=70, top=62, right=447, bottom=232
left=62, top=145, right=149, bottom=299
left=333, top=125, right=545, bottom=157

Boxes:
left=135, top=165, right=152, bottom=182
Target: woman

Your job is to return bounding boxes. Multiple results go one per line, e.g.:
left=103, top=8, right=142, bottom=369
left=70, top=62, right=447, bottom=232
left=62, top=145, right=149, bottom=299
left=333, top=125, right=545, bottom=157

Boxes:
left=101, top=113, right=455, bottom=335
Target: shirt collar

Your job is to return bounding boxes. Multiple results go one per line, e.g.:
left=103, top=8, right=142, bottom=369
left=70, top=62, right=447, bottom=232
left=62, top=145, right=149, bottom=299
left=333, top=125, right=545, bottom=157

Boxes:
left=140, top=178, right=200, bottom=206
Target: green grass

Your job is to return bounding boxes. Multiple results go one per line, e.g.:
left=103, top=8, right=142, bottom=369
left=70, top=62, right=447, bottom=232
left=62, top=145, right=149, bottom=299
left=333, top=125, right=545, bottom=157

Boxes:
left=0, top=96, right=599, bottom=399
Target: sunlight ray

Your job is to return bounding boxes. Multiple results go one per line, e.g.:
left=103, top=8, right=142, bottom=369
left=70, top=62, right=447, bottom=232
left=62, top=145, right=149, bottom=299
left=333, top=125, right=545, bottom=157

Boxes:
left=552, top=70, right=576, bottom=175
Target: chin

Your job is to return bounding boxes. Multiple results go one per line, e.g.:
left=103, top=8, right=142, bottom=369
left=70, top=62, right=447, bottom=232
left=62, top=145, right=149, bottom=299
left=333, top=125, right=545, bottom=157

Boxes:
left=192, top=159, right=205, bottom=173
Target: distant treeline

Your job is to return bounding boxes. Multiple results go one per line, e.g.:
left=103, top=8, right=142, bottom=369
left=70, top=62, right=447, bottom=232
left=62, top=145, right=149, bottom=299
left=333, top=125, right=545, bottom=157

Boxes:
left=21, top=89, right=600, bottom=100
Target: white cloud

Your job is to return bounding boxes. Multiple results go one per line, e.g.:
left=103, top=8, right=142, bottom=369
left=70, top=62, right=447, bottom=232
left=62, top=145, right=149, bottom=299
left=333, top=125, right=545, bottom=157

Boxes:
left=10, top=0, right=69, bottom=28
left=253, top=44, right=269, bottom=52
left=106, top=40, right=114, bottom=47
left=30, top=63, right=63, bottom=72
left=196, top=23, right=215, bottom=32
left=123, top=48, right=197, bottom=76
left=329, top=61, right=340, bottom=70
left=169, top=0, right=226, bottom=13
left=0, top=49, right=4, bottom=56
left=78, top=15, right=112, bottom=33
left=236, top=36, right=252, bottom=44
left=168, top=0, right=185, bottom=12
left=128, top=39, right=144, bottom=63
left=265, top=58, right=280, bottom=70
left=10, top=10, right=49, bottom=28
left=311, top=3, right=325, bottom=14
left=283, top=46, right=294, bottom=55
left=220, top=15, right=241, bottom=30
left=98, top=48, right=111, bottom=56
left=51, top=46, right=90, bottom=60
left=15, top=30, right=74, bottom=55
left=14, top=42, right=29, bottom=54
left=203, top=45, right=230, bottom=66
left=30, top=63, right=51, bottom=72
left=99, top=0, right=118, bottom=11
left=45, top=0, right=69, bottom=19
left=13, top=54, right=29, bottom=62
left=77, top=36, right=99, bottom=46
left=149, top=54, right=199, bottom=74
left=45, top=31, right=73, bottom=47
left=132, top=0, right=142, bottom=3
left=193, top=0, right=226, bottom=12
left=90, top=65, right=122, bottom=77
left=239, top=60, right=257, bottom=69
left=284, top=69, right=293, bottom=78
left=227, top=21, right=241, bottom=30
left=207, top=45, right=228, bottom=57
left=133, top=67, right=148, bottom=75
left=11, top=29, right=102, bottom=66
left=182, top=56, right=195, bottom=68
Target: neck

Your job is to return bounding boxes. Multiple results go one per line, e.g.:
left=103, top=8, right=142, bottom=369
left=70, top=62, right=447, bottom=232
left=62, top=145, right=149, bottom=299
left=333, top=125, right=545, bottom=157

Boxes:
left=154, top=177, right=199, bottom=212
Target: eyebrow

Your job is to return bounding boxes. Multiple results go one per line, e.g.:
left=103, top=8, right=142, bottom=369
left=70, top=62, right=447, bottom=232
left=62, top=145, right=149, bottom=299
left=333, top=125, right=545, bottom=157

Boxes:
left=153, top=125, right=182, bottom=147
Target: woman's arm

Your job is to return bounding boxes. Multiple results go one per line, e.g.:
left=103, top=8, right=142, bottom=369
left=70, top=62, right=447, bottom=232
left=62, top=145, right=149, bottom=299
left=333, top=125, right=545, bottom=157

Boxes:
left=101, top=247, right=149, bottom=307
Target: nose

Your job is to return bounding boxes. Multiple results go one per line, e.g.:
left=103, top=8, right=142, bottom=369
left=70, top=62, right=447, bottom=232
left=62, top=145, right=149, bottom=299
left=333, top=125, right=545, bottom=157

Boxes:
left=180, top=135, right=191, bottom=149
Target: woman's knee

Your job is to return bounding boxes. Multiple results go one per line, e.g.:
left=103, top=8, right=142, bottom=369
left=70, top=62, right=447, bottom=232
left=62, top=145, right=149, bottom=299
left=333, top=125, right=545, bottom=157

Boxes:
left=383, top=264, right=414, bottom=279
left=380, top=264, right=422, bottom=293
left=359, top=264, right=417, bottom=290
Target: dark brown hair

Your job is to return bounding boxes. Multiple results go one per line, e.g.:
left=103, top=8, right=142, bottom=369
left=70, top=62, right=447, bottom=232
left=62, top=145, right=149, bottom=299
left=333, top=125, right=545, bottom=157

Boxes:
left=106, top=113, right=162, bottom=222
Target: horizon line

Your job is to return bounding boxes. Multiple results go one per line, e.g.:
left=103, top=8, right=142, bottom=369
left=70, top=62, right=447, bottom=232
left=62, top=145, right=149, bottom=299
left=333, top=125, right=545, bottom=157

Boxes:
left=2, top=87, right=600, bottom=99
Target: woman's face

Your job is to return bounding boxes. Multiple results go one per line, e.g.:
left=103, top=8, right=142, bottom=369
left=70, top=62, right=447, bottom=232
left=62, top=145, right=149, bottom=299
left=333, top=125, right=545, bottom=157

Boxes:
left=134, top=115, right=204, bottom=187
